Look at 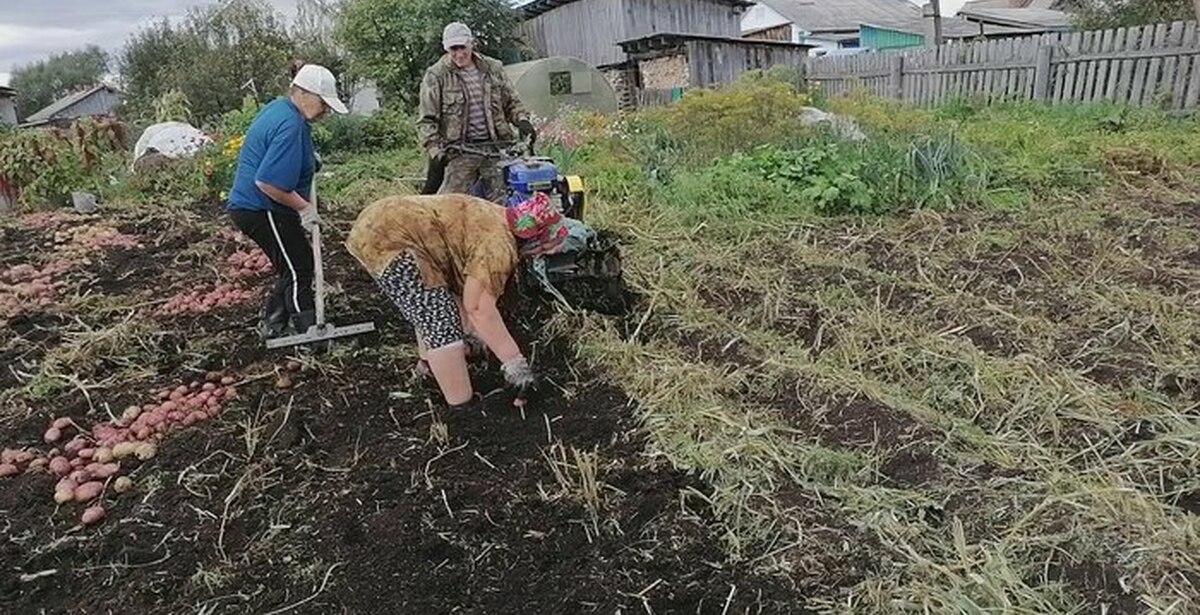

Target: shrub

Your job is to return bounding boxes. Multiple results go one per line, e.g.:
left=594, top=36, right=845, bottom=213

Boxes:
left=664, top=78, right=812, bottom=160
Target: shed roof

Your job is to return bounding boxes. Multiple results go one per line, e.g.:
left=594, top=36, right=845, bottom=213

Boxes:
left=959, top=0, right=1065, bottom=11
left=755, top=0, right=920, bottom=34
left=0, top=86, right=16, bottom=98
left=956, top=7, right=1071, bottom=29
left=861, top=10, right=1040, bottom=40
left=519, top=0, right=752, bottom=20
left=618, top=31, right=814, bottom=53
left=24, top=84, right=120, bottom=124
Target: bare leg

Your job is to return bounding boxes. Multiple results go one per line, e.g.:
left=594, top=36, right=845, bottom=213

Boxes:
left=426, top=341, right=472, bottom=405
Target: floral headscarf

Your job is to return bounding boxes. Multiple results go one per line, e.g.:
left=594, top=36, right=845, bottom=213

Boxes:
left=506, top=192, right=568, bottom=257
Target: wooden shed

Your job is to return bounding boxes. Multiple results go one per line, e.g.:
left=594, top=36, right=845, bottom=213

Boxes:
left=617, top=32, right=812, bottom=91
left=519, top=0, right=753, bottom=69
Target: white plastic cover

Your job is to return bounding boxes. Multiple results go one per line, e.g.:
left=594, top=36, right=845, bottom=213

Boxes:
left=133, top=122, right=213, bottom=161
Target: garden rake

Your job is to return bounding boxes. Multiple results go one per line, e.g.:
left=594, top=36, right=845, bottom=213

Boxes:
left=266, top=175, right=376, bottom=350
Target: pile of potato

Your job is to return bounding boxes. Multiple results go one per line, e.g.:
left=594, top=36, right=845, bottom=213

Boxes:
left=20, top=211, right=83, bottom=230
left=155, top=282, right=258, bottom=316
left=0, top=371, right=240, bottom=526
left=226, top=249, right=273, bottom=278
left=0, top=261, right=74, bottom=319
left=53, top=224, right=144, bottom=252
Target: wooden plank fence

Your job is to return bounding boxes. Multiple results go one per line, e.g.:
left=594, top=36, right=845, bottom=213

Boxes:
left=804, top=20, right=1200, bottom=110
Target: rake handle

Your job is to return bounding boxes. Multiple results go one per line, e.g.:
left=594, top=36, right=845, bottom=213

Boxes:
left=310, top=174, right=326, bottom=328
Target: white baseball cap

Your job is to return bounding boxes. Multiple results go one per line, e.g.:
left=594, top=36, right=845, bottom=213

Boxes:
left=443, top=22, right=473, bottom=50
left=291, top=64, right=348, bottom=115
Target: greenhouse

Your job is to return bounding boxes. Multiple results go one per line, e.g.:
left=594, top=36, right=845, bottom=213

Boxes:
left=504, top=56, right=618, bottom=119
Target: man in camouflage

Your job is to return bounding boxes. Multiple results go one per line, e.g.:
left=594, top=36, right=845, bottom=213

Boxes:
left=418, top=22, right=535, bottom=203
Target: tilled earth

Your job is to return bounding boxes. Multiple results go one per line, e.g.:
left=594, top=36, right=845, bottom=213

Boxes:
left=0, top=202, right=803, bottom=613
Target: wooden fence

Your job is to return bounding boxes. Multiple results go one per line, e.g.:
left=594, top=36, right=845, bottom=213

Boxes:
left=804, top=21, right=1200, bottom=110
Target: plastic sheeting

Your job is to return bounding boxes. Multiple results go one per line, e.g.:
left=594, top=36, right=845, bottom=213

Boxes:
left=133, top=122, right=212, bottom=162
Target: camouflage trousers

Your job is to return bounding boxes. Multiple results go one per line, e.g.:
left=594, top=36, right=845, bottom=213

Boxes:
left=437, top=153, right=505, bottom=204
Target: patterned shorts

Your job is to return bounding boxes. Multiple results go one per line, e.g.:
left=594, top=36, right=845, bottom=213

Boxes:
left=377, top=253, right=463, bottom=350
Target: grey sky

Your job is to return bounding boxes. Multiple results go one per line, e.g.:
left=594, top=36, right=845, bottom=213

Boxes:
left=0, top=1, right=299, bottom=84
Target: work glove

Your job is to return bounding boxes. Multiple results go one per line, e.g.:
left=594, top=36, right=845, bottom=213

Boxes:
left=502, top=357, right=539, bottom=405
left=299, top=204, right=321, bottom=231
left=516, top=119, right=537, bottom=149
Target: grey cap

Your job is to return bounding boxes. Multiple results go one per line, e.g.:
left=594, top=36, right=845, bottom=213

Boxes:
left=442, top=22, right=473, bottom=50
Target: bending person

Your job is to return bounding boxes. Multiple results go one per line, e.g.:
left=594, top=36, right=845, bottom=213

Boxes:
left=345, top=192, right=566, bottom=408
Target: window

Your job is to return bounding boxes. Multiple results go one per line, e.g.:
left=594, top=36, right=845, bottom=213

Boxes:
left=549, top=71, right=572, bottom=96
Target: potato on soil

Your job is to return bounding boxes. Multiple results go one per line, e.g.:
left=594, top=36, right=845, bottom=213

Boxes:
left=49, top=456, right=71, bottom=475
left=275, top=375, right=293, bottom=389
left=94, top=447, right=114, bottom=463
left=74, top=481, right=104, bottom=502
left=44, top=427, right=62, bottom=443
left=51, top=417, right=73, bottom=430
left=0, top=463, right=18, bottom=477
left=111, top=442, right=137, bottom=460
left=113, top=476, right=134, bottom=493
left=134, top=442, right=157, bottom=460
left=81, top=506, right=106, bottom=525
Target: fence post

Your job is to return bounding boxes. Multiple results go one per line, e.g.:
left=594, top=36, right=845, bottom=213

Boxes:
left=1033, top=45, right=1054, bottom=101
left=889, top=55, right=905, bottom=100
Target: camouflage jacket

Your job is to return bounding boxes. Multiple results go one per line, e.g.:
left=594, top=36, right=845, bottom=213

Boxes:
left=417, top=53, right=529, bottom=158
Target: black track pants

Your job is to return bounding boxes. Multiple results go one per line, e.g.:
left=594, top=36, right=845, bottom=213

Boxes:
left=228, top=209, right=315, bottom=317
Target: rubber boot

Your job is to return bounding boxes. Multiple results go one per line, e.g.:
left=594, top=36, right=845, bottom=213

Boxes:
left=258, top=305, right=290, bottom=340
left=289, top=310, right=330, bottom=354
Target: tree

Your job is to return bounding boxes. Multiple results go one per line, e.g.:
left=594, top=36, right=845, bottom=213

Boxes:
left=120, top=0, right=296, bottom=123
left=9, top=47, right=108, bottom=120
left=336, top=0, right=526, bottom=108
left=1073, top=0, right=1195, bottom=29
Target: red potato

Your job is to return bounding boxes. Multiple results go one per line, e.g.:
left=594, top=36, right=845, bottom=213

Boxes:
left=64, top=438, right=87, bottom=455
left=81, top=506, right=106, bottom=526
left=220, top=376, right=235, bottom=385
left=1, top=449, right=18, bottom=464
left=69, top=468, right=91, bottom=483
left=225, top=387, right=238, bottom=399
left=48, top=456, right=71, bottom=475
left=202, top=382, right=217, bottom=391
left=44, top=427, right=62, bottom=443
left=78, top=448, right=95, bottom=459
left=70, top=457, right=85, bottom=469
left=15, top=450, right=34, bottom=464
left=160, top=401, right=178, bottom=412
left=189, top=382, right=200, bottom=391
left=142, top=413, right=161, bottom=427
left=206, top=371, right=221, bottom=382
left=157, top=389, right=171, bottom=400
left=29, top=458, right=48, bottom=472
left=0, top=463, right=18, bottom=477
left=74, top=481, right=103, bottom=502
left=52, top=417, right=73, bottom=430
left=86, top=463, right=119, bottom=479
left=134, top=427, right=152, bottom=440
left=189, top=410, right=207, bottom=423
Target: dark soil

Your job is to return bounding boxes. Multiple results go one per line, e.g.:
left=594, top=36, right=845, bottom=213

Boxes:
left=0, top=203, right=807, bottom=614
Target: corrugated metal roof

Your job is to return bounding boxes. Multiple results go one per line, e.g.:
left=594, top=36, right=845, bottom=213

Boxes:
left=755, top=0, right=921, bottom=33
left=618, top=30, right=814, bottom=49
left=23, top=84, right=120, bottom=123
left=956, top=7, right=1071, bottom=29
left=959, top=0, right=1064, bottom=11
left=520, top=0, right=752, bottom=19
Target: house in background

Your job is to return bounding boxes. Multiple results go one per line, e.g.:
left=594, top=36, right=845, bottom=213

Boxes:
left=741, top=0, right=922, bottom=52
left=520, top=0, right=811, bottom=108
left=21, top=84, right=122, bottom=128
left=742, top=0, right=1073, bottom=54
left=957, top=0, right=1073, bottom=32
left=0, top=86, right=17, bottom=127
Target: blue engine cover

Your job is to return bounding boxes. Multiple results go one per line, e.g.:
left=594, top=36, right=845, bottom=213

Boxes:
left=507, top=160, right=558, bottom=195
